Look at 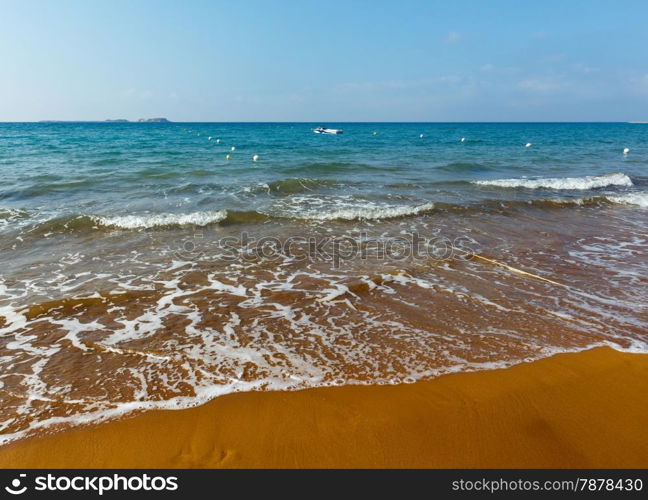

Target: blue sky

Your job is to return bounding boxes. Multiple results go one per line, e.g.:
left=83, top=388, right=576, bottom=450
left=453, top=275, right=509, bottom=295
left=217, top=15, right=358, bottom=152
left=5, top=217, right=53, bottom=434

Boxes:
left=1, top=0, right=647, bottom=121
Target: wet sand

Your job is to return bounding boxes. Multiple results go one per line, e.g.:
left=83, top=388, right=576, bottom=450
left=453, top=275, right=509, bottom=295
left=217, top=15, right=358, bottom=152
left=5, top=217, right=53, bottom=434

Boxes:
left=1, top=346, right=647, bottom=468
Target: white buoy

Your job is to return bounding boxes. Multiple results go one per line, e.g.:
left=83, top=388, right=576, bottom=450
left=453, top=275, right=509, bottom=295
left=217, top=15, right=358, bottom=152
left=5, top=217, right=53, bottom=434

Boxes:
left=216, top=138, right=221, bottom=144
left=231, top=146, right=236, bottom=151
left=419, top=134, right=424, bottom=138
left=226, top=154, right=231, bottom=161
left=525, top=143, right=532, bottom=148
left=208, top=136, right=212, bottom=140
left=460, top=137, right=465, bottom=142
left=623, top=147, right=630, bottom=155
left=252, top=154, right=259, bottom=162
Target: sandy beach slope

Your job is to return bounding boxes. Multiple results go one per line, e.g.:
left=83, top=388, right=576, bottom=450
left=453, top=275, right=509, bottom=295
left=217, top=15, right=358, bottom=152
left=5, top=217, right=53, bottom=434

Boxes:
left=0, top=346, right=646, bottom=468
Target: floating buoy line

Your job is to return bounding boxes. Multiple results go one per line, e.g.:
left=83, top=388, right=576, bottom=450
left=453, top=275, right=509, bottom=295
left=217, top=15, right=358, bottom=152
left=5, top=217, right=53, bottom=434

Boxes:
left=176, top=124, right=636, bottom=166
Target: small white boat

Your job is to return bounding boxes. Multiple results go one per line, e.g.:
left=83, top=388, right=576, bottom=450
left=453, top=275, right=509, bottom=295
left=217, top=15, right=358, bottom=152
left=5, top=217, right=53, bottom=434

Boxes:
left=313, top=126, right=343, bottom=135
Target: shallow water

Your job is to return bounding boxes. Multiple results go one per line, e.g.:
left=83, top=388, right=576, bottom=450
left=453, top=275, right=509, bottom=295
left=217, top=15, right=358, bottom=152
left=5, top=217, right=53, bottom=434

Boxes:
left=0, top=122, right=646, bottom=443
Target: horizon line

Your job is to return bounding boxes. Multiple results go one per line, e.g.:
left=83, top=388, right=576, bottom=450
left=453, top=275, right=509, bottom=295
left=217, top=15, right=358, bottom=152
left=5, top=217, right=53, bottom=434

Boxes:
left=0, top=120, right=641, bottom=124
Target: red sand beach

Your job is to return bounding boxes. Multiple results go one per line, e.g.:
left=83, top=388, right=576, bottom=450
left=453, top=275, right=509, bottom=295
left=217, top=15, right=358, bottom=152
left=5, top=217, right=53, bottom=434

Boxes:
left=1, top=347, right=647, bottom=468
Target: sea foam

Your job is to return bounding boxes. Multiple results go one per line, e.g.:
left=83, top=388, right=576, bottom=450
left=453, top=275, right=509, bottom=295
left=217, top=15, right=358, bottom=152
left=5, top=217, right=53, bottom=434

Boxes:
left=473, top=172, right=633, bottom=190
left=280, top=200, right=437, bottom=221
left=606, top=192, right=648, bottom=208
left=93, top=211, right=228, bottom=229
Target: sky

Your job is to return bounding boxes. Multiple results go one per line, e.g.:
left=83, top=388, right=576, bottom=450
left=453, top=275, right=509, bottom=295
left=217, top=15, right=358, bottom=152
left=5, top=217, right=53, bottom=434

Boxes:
left=1, top=0, right=648, bottom=121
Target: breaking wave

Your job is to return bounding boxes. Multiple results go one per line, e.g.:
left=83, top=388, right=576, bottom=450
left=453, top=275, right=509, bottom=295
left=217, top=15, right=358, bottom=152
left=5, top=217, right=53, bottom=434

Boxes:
left=93, top=211, right=229, bottom=229
left=605, top=192, right=648, bottom=208
left=473, top=172, right=633, bottom=190
left=17, top=192, right=648, bottom=237
left=28, top=211, right=228, bottom=234
left=285, top=201, right=437, bottom=221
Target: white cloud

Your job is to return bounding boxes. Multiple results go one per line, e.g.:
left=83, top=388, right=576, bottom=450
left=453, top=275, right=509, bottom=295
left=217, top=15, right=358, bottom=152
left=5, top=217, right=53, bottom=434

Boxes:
left=434, top=75, right=462, bottom=84
left=517, top=77, right=569, bottom=93
left=571, top=63, right=599, bottom=74
left=123, top=88, right=153, bottom=100
left=444, top=31, right=462, bottom=44
left=480, top=64, right=494, bottom=72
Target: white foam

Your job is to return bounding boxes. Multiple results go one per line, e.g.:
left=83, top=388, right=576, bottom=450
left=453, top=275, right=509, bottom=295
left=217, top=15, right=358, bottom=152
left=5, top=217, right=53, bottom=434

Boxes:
left=474, top=172, right=633, bottom=190
left=284, top=200, right=436, bottom=221
left=0, top=207, right=29, bottom=230
left=93, top=210, right=227, bottom=229
left=0, top=207, right=28, bottom=219
left=0, top=305, right=28, bottom=335
left=207, top=275, right=248, bottom=297
left=3, top=230, right=647, bottom=446
left=606, top=192, right=648, bottom=208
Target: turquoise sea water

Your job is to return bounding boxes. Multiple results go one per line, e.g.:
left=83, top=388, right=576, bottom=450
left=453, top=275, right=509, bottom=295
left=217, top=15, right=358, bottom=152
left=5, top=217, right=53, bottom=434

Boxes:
left=0, top=122, right=646, bottom=443
left=1, top=122, right=647, bottom=228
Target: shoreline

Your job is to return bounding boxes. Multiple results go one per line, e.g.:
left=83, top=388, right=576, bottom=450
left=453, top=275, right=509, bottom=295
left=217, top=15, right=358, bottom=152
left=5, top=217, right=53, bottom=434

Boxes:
left=1, top=346, right=647, bottom=468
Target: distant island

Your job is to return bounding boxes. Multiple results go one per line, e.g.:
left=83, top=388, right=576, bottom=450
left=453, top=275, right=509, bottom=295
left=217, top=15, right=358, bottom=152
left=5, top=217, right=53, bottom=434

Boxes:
left=39, top=118, right=171, bottom=123
left=136, top=118, right=170, bottom=122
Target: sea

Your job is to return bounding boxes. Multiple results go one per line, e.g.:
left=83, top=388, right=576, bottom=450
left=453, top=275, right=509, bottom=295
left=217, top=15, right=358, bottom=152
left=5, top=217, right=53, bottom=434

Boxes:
left=0, top=122, right=646, bottom=443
